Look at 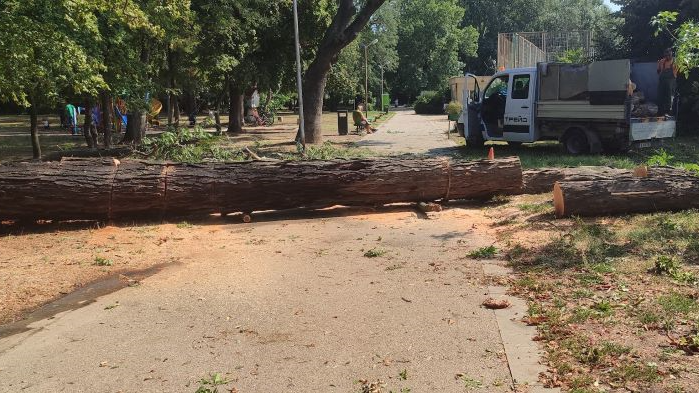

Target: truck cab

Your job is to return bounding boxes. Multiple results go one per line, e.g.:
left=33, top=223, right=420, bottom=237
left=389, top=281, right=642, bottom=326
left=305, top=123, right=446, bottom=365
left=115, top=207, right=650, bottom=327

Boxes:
left=460, top=60, right=677, bottom=154
left=462, top=68, right=539, bottom=147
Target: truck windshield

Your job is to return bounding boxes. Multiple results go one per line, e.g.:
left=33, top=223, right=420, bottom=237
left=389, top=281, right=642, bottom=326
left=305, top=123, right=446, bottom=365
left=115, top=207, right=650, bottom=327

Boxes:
left=484, top=76, right=509, bottom=99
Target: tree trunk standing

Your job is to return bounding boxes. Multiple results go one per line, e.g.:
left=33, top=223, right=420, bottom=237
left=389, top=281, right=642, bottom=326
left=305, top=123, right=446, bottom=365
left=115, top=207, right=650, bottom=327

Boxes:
left=215, top=100, right=222, bottom=135
left=166, top=94, right=173, bottom=127
left=228, top=83, right=244, bottom=133
left=264, top=88, right=273, bottom=109
left=123, top=111, right=147, bottom=145
left=302, top=60, right=332, bottom=144
left=301, top=0, right=387, bottom=144
left=100, top=91, right=112, bottom=149
left=82, top=103, right=95, bottom=148
left=173, top=98, right=181, bottom=126
left=29, top=100, right=41, bottom=159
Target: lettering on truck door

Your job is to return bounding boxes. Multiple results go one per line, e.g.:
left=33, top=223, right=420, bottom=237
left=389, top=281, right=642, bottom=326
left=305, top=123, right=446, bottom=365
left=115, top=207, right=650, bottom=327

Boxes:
left=504, top=73, right=535, bottom=142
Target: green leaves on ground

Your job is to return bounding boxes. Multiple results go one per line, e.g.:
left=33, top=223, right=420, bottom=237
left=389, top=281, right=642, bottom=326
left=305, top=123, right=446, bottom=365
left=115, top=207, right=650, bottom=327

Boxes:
left=467, top=245, right=498, bottom=259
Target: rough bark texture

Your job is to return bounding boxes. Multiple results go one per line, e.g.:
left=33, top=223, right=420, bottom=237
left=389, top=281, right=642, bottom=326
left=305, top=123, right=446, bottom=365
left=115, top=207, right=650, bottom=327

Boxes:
left=123, top=112, right=147, bottom=144
left=554, top=171, right=699, bottom=218
left=228, top=84, right=244, bottom=133
left=29, top=102, right=40, bottom=159
left=100, top=91, right=112, bottom=149
left=83, top=104, right=93, bottom=148
left=303, top=0, right=387, bottom=144
left=523, top=166, right=690, bottom=194
left=0, top=157, right=522, bottom=221
left=166, top=94, right=173, bottom=127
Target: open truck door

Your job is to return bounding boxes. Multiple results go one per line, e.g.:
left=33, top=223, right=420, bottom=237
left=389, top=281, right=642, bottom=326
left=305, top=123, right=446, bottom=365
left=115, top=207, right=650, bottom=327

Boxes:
left=462, top=73, right=484, bottom=146
left=503, top=71, right=536, bottom=142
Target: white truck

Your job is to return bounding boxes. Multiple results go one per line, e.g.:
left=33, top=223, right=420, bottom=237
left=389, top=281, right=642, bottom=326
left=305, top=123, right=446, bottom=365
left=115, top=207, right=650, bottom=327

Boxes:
left=457, top=59, right=677, bottom=154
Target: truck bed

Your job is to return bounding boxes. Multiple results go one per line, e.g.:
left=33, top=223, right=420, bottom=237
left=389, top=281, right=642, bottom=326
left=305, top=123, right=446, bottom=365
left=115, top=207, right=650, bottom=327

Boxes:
left=537, top=101, right=626, bottom=120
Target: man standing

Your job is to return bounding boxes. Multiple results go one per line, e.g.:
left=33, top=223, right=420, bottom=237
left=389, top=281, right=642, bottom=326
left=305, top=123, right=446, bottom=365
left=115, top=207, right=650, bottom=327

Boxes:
left=657, top=48, right=679, bottom=116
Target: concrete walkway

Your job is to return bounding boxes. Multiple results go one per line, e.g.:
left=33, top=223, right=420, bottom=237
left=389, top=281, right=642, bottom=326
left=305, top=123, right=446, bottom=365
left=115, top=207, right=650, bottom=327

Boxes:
left=357, top=110, right=458, bottom=155
left=0, top=117, right=555, bottom=391
left=0, top=210, right=519, bottom=392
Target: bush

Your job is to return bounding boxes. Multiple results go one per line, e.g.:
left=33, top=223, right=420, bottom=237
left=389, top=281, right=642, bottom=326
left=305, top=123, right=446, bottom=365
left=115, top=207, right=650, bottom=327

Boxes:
left=446, top=101, right=463, bottom=117
left=414, top=92, right=445, bottom=114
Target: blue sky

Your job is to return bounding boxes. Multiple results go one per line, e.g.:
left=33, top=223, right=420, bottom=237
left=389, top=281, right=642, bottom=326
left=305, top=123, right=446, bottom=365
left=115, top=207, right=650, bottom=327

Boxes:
left=604, top=0, right=620, bottom=11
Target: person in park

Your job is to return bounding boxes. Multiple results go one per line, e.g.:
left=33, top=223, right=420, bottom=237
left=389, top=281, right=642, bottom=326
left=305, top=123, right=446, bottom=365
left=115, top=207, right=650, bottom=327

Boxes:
left=352, top=104, right=376, bottom=134
left=65, top=103, right=78, bottom=135
left=657, top=48, right=679, bottom=116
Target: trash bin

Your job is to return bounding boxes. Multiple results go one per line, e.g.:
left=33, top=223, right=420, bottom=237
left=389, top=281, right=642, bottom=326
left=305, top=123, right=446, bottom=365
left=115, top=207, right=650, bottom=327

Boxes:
left=337, top=110, right=349, bottom=135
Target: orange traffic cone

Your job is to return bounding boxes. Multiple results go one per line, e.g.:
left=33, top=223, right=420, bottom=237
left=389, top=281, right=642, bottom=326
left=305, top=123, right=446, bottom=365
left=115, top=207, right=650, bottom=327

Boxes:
left=487, top=147, right=495, bottom=160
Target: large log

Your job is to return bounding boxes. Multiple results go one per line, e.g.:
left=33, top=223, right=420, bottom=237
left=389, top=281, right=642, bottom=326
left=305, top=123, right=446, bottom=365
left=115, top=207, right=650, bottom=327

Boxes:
left=0, top=157, right=523, bottom=221
left=553, top=172, right=699, bottom=218
left=523, top=166, right=689, bottom=194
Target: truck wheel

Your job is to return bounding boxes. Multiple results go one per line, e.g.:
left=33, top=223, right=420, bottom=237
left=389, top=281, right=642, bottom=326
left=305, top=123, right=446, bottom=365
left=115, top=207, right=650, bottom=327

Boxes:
left=563, top=128, right=590, bottom=155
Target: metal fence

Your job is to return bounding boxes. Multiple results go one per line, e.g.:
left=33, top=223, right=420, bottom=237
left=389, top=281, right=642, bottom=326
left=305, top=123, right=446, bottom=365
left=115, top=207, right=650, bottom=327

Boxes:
left=497, top=31, right=595, bottom=70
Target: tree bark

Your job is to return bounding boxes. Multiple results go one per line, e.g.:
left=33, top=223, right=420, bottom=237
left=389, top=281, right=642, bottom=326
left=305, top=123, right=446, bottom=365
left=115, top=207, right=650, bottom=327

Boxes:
left=523, top=166, right=690, bottom=195
left=0, top=157, right=523, bottom=221
left=554, top=171, right=699, bottom=218
left=302, top=0, right=387, bottom=144
left=82, top=102, right=96, bottom=149
left=166, top=94, right=173, bottom=127
left=264, top=88, right=273, bottom=109
left=122, top=111, right=147, bottom=145
left=29, top=99, right=41, bottom=159
left=302, top=60, right=332, bottom=144
left=215, top=100, right=222, bottom=135
left=228, top=83, right=244, bottom=133
left=173, top=97, right=181, bottom=126
left=100, top=91, right=112, bottom=149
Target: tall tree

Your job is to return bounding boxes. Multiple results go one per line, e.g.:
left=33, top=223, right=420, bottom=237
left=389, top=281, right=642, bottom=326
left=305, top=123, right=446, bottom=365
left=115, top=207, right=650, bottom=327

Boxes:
left=0, top=0, right=105, bottom=159
left=192, top=0, right=292, bottom=134
left=302, top=0, right=388, bottom=144
left=393, top=0, right=478, bottom=101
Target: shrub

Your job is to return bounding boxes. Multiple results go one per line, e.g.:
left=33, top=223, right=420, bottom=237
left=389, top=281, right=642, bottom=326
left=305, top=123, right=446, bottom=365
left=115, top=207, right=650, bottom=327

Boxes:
left=446, top=101, right=463, bottom=117
left=413, top=92, right=445, bottom=114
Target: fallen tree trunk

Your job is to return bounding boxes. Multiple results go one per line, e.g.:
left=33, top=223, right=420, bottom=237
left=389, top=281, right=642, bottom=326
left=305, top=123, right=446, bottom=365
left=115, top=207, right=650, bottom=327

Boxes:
left=523, top=166, right=690, bottom=194
left=0, top=157, right=522, bottom=221
left=523, top=167, right=629, bottom=194
left=554, top=171, right=699, bottom=218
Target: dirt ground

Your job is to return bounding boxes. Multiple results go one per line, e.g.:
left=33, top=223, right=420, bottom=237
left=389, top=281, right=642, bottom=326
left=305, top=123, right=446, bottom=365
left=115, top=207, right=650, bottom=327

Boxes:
left=483, top=194, right=699, bottom=393
left=0, top=206, right=517, bottom=392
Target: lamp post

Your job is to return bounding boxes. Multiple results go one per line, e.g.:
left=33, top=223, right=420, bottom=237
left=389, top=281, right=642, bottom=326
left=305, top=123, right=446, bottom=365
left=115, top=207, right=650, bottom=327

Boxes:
left=363, top=39, right=378, bottom=119
left=293, top=0, right=305, bottom=151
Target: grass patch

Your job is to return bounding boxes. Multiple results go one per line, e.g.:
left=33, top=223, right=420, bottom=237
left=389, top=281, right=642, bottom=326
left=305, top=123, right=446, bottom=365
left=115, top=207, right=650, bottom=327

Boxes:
left=177, top=221, right=194, bottom=229
left=140, top=127, right=242, bottom=163
left=517, top=201, right=553, bottom=214
left=195, top=373, right=230, bottom=393
left=451, top=136, right=699, bottom=169
left=363, top=248, right=386, bottom=258
left=467, top=245, right=498, bottom=259
left=93, top=256, right=113, bottom=266
left=505, top=207, right=699, bottom=391
left=658, top=292, right=699, bottom=315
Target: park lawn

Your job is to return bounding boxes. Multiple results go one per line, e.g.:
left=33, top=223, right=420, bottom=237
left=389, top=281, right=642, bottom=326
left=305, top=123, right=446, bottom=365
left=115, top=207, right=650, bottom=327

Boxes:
left=450, top=136, right=699, bottom=170
left=0, top=112, right=396, bottom=162
left=484, top=195, right=699, bottom=392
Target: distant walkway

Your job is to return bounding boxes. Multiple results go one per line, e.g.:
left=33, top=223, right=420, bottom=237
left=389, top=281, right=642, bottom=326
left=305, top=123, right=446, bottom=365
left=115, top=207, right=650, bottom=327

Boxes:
left=357, top=110, right=457, bottom=155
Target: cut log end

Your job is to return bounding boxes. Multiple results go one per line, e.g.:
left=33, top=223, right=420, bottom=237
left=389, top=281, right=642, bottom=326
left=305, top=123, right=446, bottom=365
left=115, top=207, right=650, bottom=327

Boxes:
left=553, top=182, right=565, bottom=218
